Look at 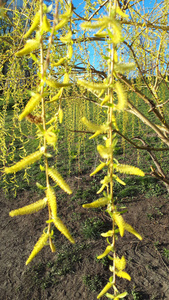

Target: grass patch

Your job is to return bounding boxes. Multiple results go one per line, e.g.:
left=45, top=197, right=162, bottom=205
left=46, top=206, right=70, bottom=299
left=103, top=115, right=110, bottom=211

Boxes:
left=82, top=274, right=104, bottom=292
left=81, top=217, right=110, bottom=240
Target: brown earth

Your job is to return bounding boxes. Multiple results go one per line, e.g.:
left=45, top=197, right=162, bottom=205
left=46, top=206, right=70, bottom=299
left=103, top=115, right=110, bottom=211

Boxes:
left=1, top=175, right=169, bottom=300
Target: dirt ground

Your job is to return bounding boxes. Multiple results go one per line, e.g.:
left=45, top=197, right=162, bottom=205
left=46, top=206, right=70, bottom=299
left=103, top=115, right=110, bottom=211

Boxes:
left=1, top=177, right=169, bottom=300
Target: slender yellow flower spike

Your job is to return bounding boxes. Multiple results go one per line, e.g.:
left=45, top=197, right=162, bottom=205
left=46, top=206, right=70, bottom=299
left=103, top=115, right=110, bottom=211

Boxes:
left=49, top=88, right=63, bottom=103
left=97, top=282, right=113, bottom=299
left=42, top=14, right=50, bottom=32
left=101, top=230, right=113, bottom=237
left=114, top=81, right=127, bottom=111
left=82, top=196, right=109, bottom=208
left=113, top=174, right=126, bottom=185
left=81, top=117, right=102, bottom=131
left=113, top=212, right=142, bottom=240
left=90, top=162, right=107, bottom=176
left=48, top=167, right=72, bottom=194
left=97, top=176, right=110, bottom=194
left=97, top=145, right=113, bottom=159
left=15, top=39, right=40, bottom=57
left=124, top=223, right=142, bottom=240
left=44, top=129, right=57, bottom=147
left=101, top=94, right=110, bottom=106
left=9, top=198, right=47, bottom=217
left=114, top=62, right=135, bottom=74
left=114, top=163, right=145, bottom=176
left=46, top=79, right=71, bottom=88
left=5, top=150, right=43, bottom=174
left=115, top=270, right=131, bottom=281
left=60, top=5, right=72, bottom=19
left=26, top=231, right=49, bottom=265
left=81, top=16, right=118, bottom=30
left=55, top=18, right=68, bottom=31
left=105, top=291, right=128, bottom=299
left=53, top=217, right=75, bottom=243
left=97, top=244, right=113, bottom=259
left=46, top=186, right=57, bottom=218
left=113, top=212, right=125, bottom=237
left=78, top=79, right=108, bottom=91
left=19, top=93, right=42, bottom=120
left=24, top=12, right=40, bottom=39
left=52, top=57, right=67, bottom=67
left=63, top=72, right=69, bottom=84
left=107, top=20, right=122, bottom=44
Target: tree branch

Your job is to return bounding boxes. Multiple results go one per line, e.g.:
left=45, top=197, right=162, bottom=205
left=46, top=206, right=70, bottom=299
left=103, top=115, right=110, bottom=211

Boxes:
left=117, top=73, right=169, bottom=130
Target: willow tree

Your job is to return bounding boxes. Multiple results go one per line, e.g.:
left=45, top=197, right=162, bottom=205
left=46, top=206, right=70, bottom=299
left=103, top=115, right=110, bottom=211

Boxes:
left=0, top=0, right=169, bottom=299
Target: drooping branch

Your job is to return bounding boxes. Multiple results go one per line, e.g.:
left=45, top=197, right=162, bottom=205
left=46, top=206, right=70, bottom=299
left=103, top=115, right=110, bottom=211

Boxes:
left=133, top=137, right=169, bottom=192
left=127, top=100, right=169, bottom=147
left=112, top=129, right=169, bottom=152
left=117, top=73, right=169, bottom=130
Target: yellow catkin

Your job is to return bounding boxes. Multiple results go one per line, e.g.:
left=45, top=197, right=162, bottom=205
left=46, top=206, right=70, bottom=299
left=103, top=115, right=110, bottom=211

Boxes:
left=26, top=232, right=49, bottom=265
left=50, top=88, right=63, bottom=103
left=116, top=270, right=131, bottom=281
left=55, top=18, right=68, bottom=31
left=82, top=197, right=109, bottom=208
left=115, top=81, right=127, bottom=111
left=113, top=212, right=125, bottom=237
left=19, top=93, right=42, bottom=120
left=46, top=186, right=57, bottom=218
left=81, top=116, right=100, bottom=131
left=42, top=14, right=50, bottom=31
left=114, top=164, right=145, bottom=176
left=24, top=12, right=40, bottom=38
left=78, top=79, right=108, bottom=91
left=124, top=223, right=142, bottom=240
left=97, top=282, right=112, bottom=299
left=5, top=151, right=43, bottom=173
left=44, top=130, right=57, bottom=146
left=48, top=168, right=72, bottom=194
left=115, top=256, right=126, bottom=271
left=97, top=245, right=113, bottom=259
left=46, top=79, right=71, bottom=89
left=16, top=39, right=40, bottom=57
left=9, top=198, right=47, bottom=216
left=52, top=57, right=67, bottom=67
left=53, top=217, right=75, bottom=243
left=90, top=162, right=106, bottom=176
left=97, top=145, right=113, bottom=159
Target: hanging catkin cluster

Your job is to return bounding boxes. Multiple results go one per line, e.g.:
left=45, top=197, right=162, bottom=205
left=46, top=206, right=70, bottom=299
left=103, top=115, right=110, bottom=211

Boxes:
left=5, top=2, right=75, bottom=265
left=78, top=3, right=144, bottom=299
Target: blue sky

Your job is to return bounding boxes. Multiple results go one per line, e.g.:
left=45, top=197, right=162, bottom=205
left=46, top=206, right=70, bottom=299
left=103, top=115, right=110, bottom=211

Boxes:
left=69, top=0, right=167, bottom=76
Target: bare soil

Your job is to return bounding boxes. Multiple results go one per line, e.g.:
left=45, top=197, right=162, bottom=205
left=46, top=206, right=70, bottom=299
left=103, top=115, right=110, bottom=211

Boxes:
left=1, top=175, right=169, bottom=300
